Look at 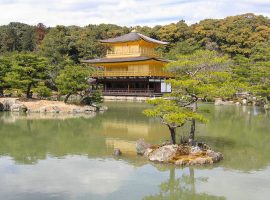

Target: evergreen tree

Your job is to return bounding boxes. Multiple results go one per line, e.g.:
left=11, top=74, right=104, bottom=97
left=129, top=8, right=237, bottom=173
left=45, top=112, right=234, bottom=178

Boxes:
left=165, top=50, right=238, bottom=143
left=0, top=57, right=12, bottom=96
left=143, top=98, right=207, bottom=144
left=4, top=53, right=49, bottom=98
left=55, top=65, right=91, bottom=103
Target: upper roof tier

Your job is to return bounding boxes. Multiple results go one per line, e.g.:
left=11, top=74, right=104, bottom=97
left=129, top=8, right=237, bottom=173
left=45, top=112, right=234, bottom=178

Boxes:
left=100, top=31, right=169, bottom=45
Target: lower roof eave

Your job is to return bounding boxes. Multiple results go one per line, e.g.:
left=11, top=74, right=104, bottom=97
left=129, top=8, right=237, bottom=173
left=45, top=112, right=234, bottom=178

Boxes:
left=81, top=56, right=170, bottom=64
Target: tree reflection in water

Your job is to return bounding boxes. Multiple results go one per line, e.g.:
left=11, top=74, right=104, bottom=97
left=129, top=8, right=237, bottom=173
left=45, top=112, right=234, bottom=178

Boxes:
left=143, top=166, right=225, bottom=200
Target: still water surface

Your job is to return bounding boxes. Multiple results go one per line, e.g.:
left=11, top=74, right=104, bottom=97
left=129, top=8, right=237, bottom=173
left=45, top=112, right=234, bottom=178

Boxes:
left=0, top=102, right=269, bottom=200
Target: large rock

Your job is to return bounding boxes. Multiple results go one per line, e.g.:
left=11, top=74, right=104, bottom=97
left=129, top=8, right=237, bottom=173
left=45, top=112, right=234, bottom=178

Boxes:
left=10, top=103, right=27, bottom=112
left=71, top=108, right=82, bottom=114
left=148, top=145, right=178, bottom=162
left=39, top=106, right=47, bottom=113
left=2, top=98, right=18, bottom=111
left=214, top=98, right=224, bottom=106
left=84, top=106, right=96, bottom=112
left=206, top=150, right=223, bottom=162
left=99, top=106, right=108, bottom=112
left=113, top=148, right=122, bottom=156
left=143, top=148, right=154, bottom=157
left=43, top=105, right=60, bottom=113
left=136, top=139, right=151, bottom=155
left=177, top=145, right=191, bottom=155
left=0, top=102, right=4, bottom=111
left=214, top=98, right=234, bottom=106
left=190, top=146, right=203, bottom=156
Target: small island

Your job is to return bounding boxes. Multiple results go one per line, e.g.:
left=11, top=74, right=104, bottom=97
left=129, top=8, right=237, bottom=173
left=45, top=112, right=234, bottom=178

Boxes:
left=137, top=139, right=222, bottom=166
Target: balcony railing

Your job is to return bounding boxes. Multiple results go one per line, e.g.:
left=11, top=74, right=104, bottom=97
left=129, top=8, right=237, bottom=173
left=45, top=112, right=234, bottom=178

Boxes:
left=106, top=51, right=157, bottom=57
left=92, top=71, right=172, bottom=77
left=102, top=89, right=156, bottom=96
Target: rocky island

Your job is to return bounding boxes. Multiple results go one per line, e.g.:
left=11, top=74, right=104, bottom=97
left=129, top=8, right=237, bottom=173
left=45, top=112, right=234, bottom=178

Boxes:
left=136, top=139, right=223, bottom=166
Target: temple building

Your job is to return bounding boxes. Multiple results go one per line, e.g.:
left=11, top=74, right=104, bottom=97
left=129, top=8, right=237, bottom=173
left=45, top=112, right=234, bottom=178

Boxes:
left=83, top=30, right=171, bottom=96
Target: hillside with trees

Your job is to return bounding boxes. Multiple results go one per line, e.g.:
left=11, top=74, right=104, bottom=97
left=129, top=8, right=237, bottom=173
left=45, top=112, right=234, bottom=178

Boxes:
left=0, top=13, right=269, bottom=104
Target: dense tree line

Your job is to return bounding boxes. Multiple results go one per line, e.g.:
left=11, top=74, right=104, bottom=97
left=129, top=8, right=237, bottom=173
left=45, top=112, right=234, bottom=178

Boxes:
left=0, top=13, right=269, bottom=103
left=1, top=13, right=269, bottom=60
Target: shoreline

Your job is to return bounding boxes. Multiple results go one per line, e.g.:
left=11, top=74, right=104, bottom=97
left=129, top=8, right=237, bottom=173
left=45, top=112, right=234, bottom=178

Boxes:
left=136, top=139, right=223, bottom=166
left=0, top=98, right=108, bottom=114
left=102, top=96, right=269, bottom=109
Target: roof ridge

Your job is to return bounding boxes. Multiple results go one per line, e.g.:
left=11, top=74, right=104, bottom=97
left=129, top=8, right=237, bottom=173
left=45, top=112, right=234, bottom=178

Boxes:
left=99, top=32, right=169, bottom=45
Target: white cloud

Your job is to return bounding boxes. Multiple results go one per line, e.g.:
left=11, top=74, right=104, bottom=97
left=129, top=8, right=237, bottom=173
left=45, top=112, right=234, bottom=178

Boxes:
left=0, top=156, right=134, bottom=198
left=0, top=155, right=270, bottom=199
left=0, top=0, right=269, bottom=26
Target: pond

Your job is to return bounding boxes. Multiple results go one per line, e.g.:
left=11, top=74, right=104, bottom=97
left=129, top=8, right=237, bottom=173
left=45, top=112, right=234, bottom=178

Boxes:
left=0, top=102, right=269, bottom=200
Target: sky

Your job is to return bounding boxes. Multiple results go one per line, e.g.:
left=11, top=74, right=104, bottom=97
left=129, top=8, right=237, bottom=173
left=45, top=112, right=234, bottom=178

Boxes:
left=0, top=0, right=269, bottom=27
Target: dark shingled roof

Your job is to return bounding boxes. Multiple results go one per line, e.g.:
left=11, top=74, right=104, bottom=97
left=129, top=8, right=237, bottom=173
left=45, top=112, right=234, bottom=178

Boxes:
left=100, top=32, right=169, bottom=45
left=82, top=56, right=170, bottom=64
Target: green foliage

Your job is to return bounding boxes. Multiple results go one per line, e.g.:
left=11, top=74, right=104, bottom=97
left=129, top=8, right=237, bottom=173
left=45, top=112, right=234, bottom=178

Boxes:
left=157, top=20, right=189, bottom=43
left=0, top=13, right=269, bottom=102
left=33, top=82, right=52, bottom=98
left=167, top=50, right=231, bottom=75
left=56, top=65, right=91, bottom=102
left=81, top=90, right=103, bottom=106
left=249, top=41, right=270, bottom=98
left=3, top=88, right=24, bottom=97
left=190, top=14, right=270, bottom=56
left=0, top=56, right=12, bottom=95
left=165, top=41, right=201, bottom=60
left=166, top=50, right=240, bottom=100
left=39, top=24, right=128, bottom=65
left=143, top=98, right=207, bottom=128
left=39, top=26, right=76, bottom=65
left=0, top=13, right=269, bottom=60
left=90, top=90, right=103, bottom=104
left=0, top=52, right=96, bottom=100
left=0, top=22, right=36, bottom=53
left=233, top=40, right=270, bottom=99
left=3, top=53, right=50, bottom=97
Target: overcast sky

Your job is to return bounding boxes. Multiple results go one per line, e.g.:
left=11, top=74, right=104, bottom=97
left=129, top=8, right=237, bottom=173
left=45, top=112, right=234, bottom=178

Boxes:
left=0, top=0, right=269, bottom=27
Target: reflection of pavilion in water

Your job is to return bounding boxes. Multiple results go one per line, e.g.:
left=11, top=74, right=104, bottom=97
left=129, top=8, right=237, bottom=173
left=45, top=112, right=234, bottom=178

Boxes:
left=102, top=120, right=167, bottom=155
left=106, top=138, right=136, bottom=155
left=103, top=122, right=152, bottom=155
left=103, top=121, right=152, bottom=137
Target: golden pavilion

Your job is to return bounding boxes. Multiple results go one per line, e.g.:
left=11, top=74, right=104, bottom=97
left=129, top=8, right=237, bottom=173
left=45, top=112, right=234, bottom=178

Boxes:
left=83, top=30, right=171, bottom=96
